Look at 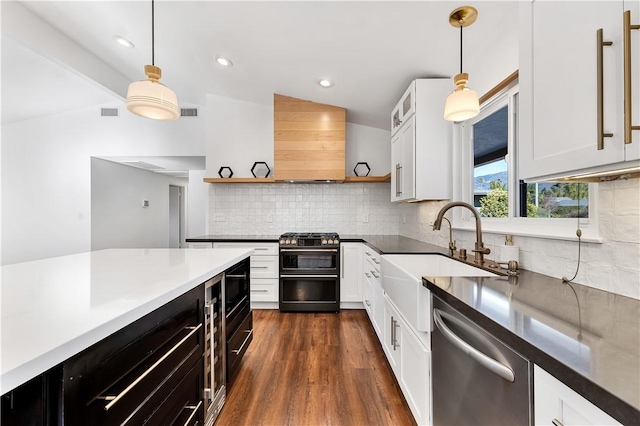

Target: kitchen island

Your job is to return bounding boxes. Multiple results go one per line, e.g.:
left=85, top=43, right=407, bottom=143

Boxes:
left=0, top=248, right=252, bottom=396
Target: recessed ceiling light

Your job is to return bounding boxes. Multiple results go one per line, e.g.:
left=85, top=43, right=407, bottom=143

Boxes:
left=319, top=79, right=334, bottom=88
left=215, top=55, right=233, bottom=67
left=113, top=35, right=134, bottom=48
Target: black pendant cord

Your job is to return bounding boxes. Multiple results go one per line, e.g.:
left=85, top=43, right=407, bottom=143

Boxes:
left=151, top=0, right=155, bottom=66
left=459, top=24, right=463, bottom=74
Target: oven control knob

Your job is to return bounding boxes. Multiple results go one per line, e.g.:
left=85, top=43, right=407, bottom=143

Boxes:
left=285, top=239, right=291, bottom=244
left=333, top=239, right=339, bottom=245
left=280, top=239, right=286, bottom=244
left=321, top=239, right=327, bottom=245
left=291, top=239, right=297, bottom=245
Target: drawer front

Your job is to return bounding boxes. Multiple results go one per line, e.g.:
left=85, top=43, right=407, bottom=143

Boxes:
left=250, top=278, right=278, bottom=302
left=146, top=358, right=204, bottom=426
left=213, top=242, right=278, bottom=256
left=63, top=285, right=204, bottom=426
left=227, top=312, right=253, bottom=384
left=85, top=327, right=202, bottom=425
left=363, top=248, right=381, bottom=270
left=249, top=256, right=278, bottom=278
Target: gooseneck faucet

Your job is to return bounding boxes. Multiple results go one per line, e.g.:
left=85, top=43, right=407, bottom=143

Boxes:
left=433, top=201, right=490, bottom=265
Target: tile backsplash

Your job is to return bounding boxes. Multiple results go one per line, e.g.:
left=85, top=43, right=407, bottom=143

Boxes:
left=208, top=183, right=408, bottom=235
left=208, top=179, right=639, bottom=300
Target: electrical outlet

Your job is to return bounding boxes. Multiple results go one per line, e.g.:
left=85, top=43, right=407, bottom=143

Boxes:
left=428, top=214, right=435, bottom=227
left=142, top=200, right=150, bottom=208
left=266, top=214, right=273, bottom=223
left=363, top=213, right=369, bottom=223
left=403, top=214, right=407, bottom=224
left=214, top=213, right=226, bottom=222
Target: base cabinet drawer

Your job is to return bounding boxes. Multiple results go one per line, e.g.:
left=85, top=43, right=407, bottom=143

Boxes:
left=249, top=256, right=278, bottom=278
left=146, top=358, right=204, bottom=426
left=250, top=278, right=278, bottom=302
left=213, top=242, right=278, bottom=256
left=227, top=312, right=253, bottom=384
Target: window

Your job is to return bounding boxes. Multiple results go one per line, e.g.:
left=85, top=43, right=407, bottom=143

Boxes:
left=455, top=81, right=598, bottom=241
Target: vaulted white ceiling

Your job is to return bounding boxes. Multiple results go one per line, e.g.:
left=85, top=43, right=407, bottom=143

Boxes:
left=2, top=1, right=518, bottom=129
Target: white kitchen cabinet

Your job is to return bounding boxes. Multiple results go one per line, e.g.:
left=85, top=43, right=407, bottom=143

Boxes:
left=187, top=242, right=213, bottom=249
left=391, top=82, right=416, bottom=135
left=534, top=365, right=621, bottom=426
left=340, top=243, right=363, bottom=308
left=382, top=296, right=402, bottom=374
left=363, top=248, right=383, bottom=338
left=519, top=0, right=640, bottom=181
left=390, top=79, right=452, bottom=202
left=213, top=242, right=279, bottom=307
left=382, top=295, right=431, bottom=426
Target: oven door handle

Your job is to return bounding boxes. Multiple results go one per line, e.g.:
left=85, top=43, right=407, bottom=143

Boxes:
left=281, top=274, right=339, bottom=279
left=279, top=248, right=338, bottom=253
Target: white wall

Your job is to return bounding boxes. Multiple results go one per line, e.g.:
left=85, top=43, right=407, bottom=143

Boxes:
left=1, top=104, right=205, bottom=265
left=346, top=123, right=390, bottom=177
left=91, top=158, right=185, bottom=250
left=187, top=170, right=209, bottom=238
left=206, top=94, right=274, bottom=178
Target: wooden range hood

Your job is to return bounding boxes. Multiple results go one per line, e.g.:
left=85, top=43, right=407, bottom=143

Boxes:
left=273, top=94, right=346, bottom=182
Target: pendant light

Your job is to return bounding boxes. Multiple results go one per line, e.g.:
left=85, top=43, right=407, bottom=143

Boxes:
left=126, top=0, right=179, bottom=121
left=444, top=6, right=479, bottom=122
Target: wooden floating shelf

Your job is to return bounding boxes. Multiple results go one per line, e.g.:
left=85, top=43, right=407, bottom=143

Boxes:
left=204, top=173, right=391, bottom=184
left=343, top=173, right=391, bottom=183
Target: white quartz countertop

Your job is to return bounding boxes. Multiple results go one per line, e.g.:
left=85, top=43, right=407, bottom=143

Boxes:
left=0, top=248, right=252, bottom=395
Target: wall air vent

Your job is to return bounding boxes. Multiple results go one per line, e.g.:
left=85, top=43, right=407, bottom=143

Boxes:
left=180, top=108, right=198, bottom=117
left=100, top=107, right=119, bottom=117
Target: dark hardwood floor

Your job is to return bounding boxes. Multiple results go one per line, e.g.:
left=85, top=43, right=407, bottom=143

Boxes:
left=216, top=309, right=416, bottom=426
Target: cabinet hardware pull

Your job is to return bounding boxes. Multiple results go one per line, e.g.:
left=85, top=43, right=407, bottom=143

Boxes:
left=390, top=316, right=395, bottom=346
left=392, top=318, right=400, bottom=350
left=365, top=272, right=371, bottom=278
left=250, top=266, right=270, bottom=269
left=103, top=323, right=203, bottom=411
left=341, top=250, right=344, bottom=278
left=279, top=248, right=338, bottom=253
left=434, top=308, right=515, bottom=382
left=232, top=329, right=254, bottom=354
left=597, top=28, right=614, bottom=150
left=372, top=258, right=380, bottom=265
left=282, top=274, right=339, bottom=279
left=624, top=10, right=640, bottom=144
left=226, top=295, right=248, bottom=319
left=183, top=401, right=203, bottom=426
left=250, top=289, right=269, bottom=293
left=254, top=247, right=269, bottom=251
left=551, top=419, right=563, bottom=426
left=398, top=165, right=403, bottom=195
left=370, top=271, right=379, bottom=279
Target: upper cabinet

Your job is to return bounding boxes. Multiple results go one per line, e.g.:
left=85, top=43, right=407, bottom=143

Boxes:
left=273, top=94, right=346, bottom=181
left=391, top=83, right=416, bottom=135
left=390, top=79, right=452, bottom=202
left=519, top=0, right=640, bottom=181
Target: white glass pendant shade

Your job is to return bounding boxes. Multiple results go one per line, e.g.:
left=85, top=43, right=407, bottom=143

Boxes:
left=126, top=65, right=179, bottom=121
left=443, top=72, right=479, bottom=122
left=444, top=87, right=479, bottom=121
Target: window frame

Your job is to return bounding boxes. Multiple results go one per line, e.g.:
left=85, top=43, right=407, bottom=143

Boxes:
left=451, top=82, right=602, bottom=243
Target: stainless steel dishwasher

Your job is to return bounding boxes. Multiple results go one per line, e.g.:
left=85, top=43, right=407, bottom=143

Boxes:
left=432, top=295, right=531, bottom=425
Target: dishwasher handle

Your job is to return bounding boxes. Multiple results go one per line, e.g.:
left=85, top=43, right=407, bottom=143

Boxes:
left=433, top=308, right=515, bottom=383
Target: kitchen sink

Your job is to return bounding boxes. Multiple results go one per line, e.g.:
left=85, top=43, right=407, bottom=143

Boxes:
left=381, top=254, right=496, bottom=332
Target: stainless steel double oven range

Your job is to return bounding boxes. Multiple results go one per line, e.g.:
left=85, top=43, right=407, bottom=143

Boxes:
left=279, top=232, right=340, bottom=312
